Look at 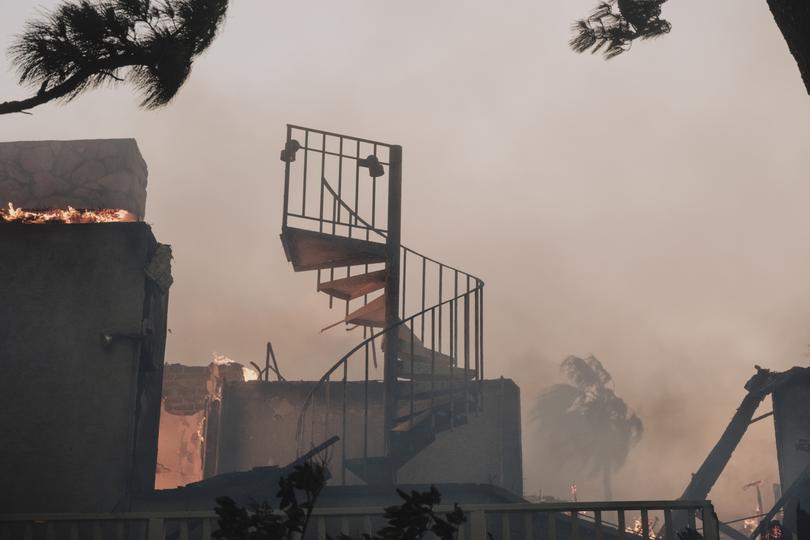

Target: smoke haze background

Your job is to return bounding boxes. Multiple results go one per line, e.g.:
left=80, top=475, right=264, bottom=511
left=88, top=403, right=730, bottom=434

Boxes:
left=2, top=0, right=810, bottom=520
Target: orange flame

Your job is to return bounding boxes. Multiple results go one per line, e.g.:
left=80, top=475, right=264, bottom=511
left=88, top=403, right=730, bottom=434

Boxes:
left=1, top=203, right=137, bottom=224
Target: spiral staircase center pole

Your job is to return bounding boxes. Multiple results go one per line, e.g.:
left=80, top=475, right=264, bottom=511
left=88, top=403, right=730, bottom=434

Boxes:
left=383, top=144, right=403, bottom=481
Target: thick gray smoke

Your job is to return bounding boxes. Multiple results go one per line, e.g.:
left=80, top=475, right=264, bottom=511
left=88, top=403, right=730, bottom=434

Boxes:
left=532, top=355, right=643, bottom=500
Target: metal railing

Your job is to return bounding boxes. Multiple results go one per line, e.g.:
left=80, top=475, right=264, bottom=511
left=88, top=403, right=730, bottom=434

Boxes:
left=0, top=500, right=720, bottom=540
left=281, top=126, right=485, bottom=483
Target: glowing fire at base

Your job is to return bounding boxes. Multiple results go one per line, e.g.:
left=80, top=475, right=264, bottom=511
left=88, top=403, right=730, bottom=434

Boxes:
left=1, top=203, right=137, bottom=224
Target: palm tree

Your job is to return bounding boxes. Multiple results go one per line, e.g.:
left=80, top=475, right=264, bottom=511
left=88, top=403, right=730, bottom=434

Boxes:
left=570, top=0, right=671, bottom=60
left=533, top=355, right=643, bottom=500
left=570, top=0, right=810, bottom=95
left=0, top=0, right=228, bottom=115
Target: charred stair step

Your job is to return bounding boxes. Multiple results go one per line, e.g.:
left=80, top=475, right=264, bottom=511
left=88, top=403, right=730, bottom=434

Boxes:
left=391, top=409, right=434, bottom=432
left=383, top=327, right=458, bottom=369
left=318, top=269, right=386, bottom=300
left=280, top=226, right=386, bottom=271
left=345, top=294, right=385, bottom=327
left=396, top=359, right=476, bottom=380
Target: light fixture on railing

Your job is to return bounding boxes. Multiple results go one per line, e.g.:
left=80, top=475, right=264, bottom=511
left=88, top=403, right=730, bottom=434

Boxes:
left=280, top=139, right=301, bottom=163
left=358, top=155, right=385, bottom=178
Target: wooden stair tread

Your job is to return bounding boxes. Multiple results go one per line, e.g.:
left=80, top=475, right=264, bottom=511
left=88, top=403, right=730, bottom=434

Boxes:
left=318, top=269, right=386, bottom=300
left=280, top=227, right=386, bottom=271
left=345, top=295, right=386, bottom=327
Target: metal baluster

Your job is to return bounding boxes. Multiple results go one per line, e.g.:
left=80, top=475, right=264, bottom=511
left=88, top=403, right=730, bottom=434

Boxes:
left=180, top=520, right=190, bottom=540
left=336, top=137, right=343, bottom=232
left=319, top=135, right=326, bottom=232
left=548, top=512, right=557, bottom=540
left=352, top=141, right=360, bottom=239
left=420, top=257, right=426, bottom=341
left=371, top=143, right=377, bottom=237
left=202, top=518, right=211, bottom=539
left=464, top=293, right=470, bottom=417
left=523, top=512, right=533, bottom=540
left=595, top=510, right=603, bottom=540
left=438, top=264, right=443, bottom=353
left=702, top=504, right=719, bottom=540
left=342, top=361, right=348, bottom=485
left=302, top=130, right=309, bottom=215
left=479, top=288, right=484, bottom=410
left=410, top=328, right=415, bottom=428
left=501, top=513, right=510, bottom=540
left=454, top=270, right=459, bottom=365
left=430, top=308, right=436, bottom=433
left=69, top=523, right=78, bottom=540
left=469, top=511, right=486, bottom=540
left=317, top=517, right=326, bottom=540
left=92, top=522, right=102, bottom=540
left=310, top=384, right=317, bottom=449
left=572, top=510, right=579, bottom=540
left=664, top=509, right=674, bottom=540
left=641, top=509, right=649, bottom=540
left=282, top=125, right=292, bottom=229
left=449, top=297, right=455, bottom=430
left=474, top=286, right=480, bottom=413
left=687, top=509, right=696, bottom=532
left=147, top=518, right=163, bottom=540
left=364, top=344, right=369, bottom=459
left=618, top=510, right=626, bottom=540
left=401, top=250, right=407, bottom=319
left=325, top=375, right=331, bottom=445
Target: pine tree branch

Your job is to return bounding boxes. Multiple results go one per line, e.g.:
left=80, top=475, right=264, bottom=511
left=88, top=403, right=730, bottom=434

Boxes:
left=0, top=55, right=142, bottom=116
left=767, top=0, right=810, bottom=95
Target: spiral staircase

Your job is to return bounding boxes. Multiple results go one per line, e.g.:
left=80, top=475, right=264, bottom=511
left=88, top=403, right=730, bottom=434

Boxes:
left=279, top=125, right=485, bottom=485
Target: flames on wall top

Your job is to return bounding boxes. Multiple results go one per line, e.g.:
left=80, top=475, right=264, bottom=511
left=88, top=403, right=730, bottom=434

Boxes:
left=1, top=203, right=137, bottom=224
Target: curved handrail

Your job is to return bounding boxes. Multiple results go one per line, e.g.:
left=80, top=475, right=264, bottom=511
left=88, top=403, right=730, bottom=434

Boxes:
left=294, top=180, right=484, bottom=455
left=320, top=176, right=481, bottom=280
left=295, top=280, right=484, bottom=455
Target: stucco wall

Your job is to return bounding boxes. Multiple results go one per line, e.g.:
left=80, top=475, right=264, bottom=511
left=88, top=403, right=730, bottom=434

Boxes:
left=0, top=222, right=169, bottom=512
left=213, top=378, right=523, bottom=494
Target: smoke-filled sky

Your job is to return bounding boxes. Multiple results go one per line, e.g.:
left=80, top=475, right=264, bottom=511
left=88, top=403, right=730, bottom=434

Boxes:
left=3, top=0, right=810, bottom=520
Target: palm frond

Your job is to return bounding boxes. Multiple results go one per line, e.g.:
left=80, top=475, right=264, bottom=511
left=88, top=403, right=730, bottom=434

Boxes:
left=569, top=0, right=671, bottom=59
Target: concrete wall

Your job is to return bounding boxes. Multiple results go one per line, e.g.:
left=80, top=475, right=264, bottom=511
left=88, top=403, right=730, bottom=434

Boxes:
left=0, top=222, right=170, bottom=513
left=212, top=378, right=523, bottom=494
left=772, top=368, right=810, bottom=532
left=399, top=379, right=523, bottom=494
left=156, top=361, right=246, bottom=489
left=0, top=139, right=148, bottom=218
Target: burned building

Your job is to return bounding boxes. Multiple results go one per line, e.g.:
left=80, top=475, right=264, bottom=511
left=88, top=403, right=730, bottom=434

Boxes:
left=0, top=139, right=171, bottom=513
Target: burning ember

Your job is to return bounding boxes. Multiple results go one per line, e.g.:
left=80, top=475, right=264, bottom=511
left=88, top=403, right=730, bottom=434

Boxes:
left=1, top=203, right=137, bottom=224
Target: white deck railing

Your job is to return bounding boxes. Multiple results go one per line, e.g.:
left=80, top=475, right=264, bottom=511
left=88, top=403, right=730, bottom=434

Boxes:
left=0, top=500, right=719, bottom=540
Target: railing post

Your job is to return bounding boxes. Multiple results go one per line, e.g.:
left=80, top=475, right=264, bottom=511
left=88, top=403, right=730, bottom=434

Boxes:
left=282, top=125, right=292, bottom=229
left=469, top=510, right=487, bottom=540
left=147, top=518, right=164, bottom=540
left=383, top=144, right=402, bottom=477
left=702, top=503, right=720, bottom=540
